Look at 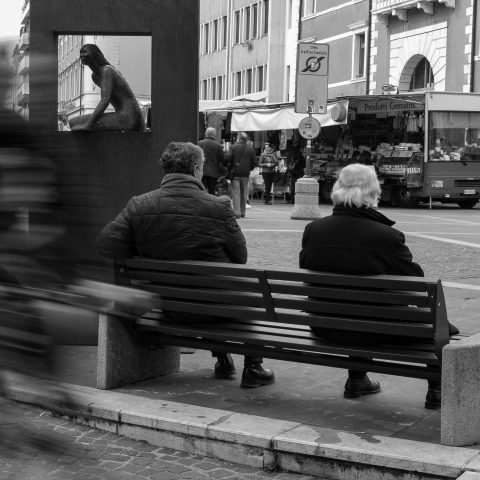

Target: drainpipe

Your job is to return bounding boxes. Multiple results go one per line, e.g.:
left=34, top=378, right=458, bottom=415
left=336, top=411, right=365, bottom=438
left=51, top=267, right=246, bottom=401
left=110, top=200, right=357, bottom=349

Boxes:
left=471, top=0, right=478, bottom=92
left=226, top=0, right=232, bottom=98
left=366, top=0, right=372, bottom=95
left=79, top=34, right=84, bottom=115
left=298, top=0, right=303, bottom=41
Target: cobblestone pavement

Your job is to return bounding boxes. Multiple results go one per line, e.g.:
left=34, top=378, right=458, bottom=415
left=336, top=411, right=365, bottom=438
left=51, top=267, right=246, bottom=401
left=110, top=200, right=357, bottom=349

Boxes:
left=0, top=402, right=318, bottom=480
left=243, top=202, right=480, bottom=281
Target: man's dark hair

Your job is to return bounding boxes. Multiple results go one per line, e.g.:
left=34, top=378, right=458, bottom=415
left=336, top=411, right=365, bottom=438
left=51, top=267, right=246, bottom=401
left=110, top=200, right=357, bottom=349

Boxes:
left=82, top=44, right=110, bottom=67
left=161, top=142, right=203, bottom=175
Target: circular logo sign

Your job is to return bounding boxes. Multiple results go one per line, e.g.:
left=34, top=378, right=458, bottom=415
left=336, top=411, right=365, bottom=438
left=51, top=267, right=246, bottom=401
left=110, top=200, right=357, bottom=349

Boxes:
left=298, top=117, right=321, bottom=139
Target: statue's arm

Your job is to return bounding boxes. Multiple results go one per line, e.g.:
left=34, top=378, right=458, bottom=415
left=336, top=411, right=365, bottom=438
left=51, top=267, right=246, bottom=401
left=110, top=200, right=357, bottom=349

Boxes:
left=85, top=67, right=114, bottom=129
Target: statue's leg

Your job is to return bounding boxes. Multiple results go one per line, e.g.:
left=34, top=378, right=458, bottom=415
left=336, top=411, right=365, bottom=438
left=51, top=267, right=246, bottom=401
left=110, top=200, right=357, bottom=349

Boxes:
left=69, top=114, right=92, bottom=131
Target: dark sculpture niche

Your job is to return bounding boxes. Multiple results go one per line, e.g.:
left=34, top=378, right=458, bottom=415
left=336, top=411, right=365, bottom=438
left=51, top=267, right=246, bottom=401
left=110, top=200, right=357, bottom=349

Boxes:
left=69, top=44, right=145, bottom=132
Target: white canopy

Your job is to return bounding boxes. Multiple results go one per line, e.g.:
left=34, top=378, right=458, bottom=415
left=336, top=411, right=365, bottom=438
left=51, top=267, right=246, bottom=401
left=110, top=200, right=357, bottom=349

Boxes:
left=231, top=100, right=349, bottom=132
left=199, top=99, right=266, bottom=112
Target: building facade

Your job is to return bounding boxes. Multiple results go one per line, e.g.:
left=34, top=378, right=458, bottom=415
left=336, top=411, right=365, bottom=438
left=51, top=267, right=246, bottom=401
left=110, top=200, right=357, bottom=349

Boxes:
left=299, top=0, right=371, bottom=98
left=199, top=0, right=300, bottom=103
left=371, top=0, right=479, bottom=94
left=11, top=0, right=30, bottom=119
left=299, top=0, right=480, bottom=98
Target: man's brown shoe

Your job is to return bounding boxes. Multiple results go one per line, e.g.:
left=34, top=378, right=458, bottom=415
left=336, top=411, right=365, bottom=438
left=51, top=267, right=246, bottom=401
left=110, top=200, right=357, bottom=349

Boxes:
left=241, top=364, right=275, bottom=388
left=344, top=376, right=381, bottom=398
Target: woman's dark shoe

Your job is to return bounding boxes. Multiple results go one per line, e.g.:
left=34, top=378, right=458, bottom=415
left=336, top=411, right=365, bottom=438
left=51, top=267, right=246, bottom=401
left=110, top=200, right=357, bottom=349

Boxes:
left=425, top=388, right=441, bottom=409
left=344, top=375, right=381, bottom=398
left=241, top=364, right=275, bottom=388
left=214, top=353, right=236, bottom=378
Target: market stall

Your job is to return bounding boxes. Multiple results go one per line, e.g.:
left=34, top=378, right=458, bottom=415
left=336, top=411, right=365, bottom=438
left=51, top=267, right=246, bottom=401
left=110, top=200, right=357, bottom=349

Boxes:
left=300, top=92, right=480, bottom=208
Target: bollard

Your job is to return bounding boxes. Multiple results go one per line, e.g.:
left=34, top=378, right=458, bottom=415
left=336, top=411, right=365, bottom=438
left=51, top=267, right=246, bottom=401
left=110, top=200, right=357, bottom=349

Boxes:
left=290, top=176, right=322, bottom=220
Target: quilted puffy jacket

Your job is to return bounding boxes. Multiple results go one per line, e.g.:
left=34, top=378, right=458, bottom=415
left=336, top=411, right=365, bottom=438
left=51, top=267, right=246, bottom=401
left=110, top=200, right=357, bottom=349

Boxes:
left=96, top=173, right=247, bottom=264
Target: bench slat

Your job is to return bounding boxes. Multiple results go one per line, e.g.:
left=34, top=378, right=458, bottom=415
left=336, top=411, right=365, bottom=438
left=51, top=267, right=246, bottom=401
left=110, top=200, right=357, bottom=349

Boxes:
left=275, top=310, right=434, bottom=337
left=273, top=297, right=432, bottom=322
left=134, top=285, right=266, bottom=308
left=130, top=272, right=262, bottom=293
left=143, top=333, right=440, bottom=380
left=137, top=317, right=440, bottom=365
left=265, top=268, right=431, bottom=291
left=146, top=300, right=434, bottom=337
left=124, top=259, right=260, bottom=278
left=269, top=282, right=431, bottom=307
left=143, top=311, right=437, bottom=352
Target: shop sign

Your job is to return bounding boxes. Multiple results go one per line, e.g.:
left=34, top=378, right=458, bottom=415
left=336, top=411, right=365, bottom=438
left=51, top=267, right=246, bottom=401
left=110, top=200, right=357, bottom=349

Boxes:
left=356, top=98, right=423, bottom=115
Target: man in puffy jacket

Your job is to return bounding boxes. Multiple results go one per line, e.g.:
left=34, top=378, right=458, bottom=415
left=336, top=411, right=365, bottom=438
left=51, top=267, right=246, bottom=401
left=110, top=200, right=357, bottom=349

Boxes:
left=96, top=142, right=274, bottom=388
left=226, top=132, right=257, bottom=218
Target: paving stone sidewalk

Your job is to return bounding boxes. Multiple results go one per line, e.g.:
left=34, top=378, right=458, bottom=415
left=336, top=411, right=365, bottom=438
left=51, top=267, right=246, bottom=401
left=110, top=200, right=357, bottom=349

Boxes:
left=1, top=402, right=319, bottom=480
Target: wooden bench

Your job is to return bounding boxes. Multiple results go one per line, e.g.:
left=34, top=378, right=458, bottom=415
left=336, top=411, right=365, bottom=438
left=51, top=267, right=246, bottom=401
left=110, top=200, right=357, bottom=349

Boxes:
left=99, top=258, right=480, bottom=445
left=98, top=258, right=455, bottom=390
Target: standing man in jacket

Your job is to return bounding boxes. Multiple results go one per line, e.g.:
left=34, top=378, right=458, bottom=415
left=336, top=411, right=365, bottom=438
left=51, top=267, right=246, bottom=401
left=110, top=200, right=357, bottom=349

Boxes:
left=96, top=141, right=275, bottom=388
left=198, top=127, right=225, bottom=195
left=227, top=132, right=257, bottom=218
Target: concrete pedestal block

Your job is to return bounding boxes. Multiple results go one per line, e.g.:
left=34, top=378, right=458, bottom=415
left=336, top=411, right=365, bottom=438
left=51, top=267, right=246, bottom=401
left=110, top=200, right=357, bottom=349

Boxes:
left=441, top=333, right=480, bottom=446
left=290, top=177, right=322, bottom=220
left=97, top=313, right=180, bottom=390
left=458, top=473, right=480, bottom=480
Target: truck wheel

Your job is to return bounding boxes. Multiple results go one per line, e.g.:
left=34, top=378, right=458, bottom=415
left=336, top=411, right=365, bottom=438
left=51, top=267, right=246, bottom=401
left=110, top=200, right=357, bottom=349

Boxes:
left=457, top=199, right=479, bottom=209
left=395, top=187, right=419, bottom=208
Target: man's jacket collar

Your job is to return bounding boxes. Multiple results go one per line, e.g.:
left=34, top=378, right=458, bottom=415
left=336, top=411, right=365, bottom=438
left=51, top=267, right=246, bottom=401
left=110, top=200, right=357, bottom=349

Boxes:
left=161, top=173, right=206, bottom=191
left=332, top=205, right=395, bottom=226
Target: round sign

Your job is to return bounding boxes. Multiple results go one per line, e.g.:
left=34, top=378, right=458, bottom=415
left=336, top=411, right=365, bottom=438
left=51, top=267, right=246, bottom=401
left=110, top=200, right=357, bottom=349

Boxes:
left=298, top=116, right=321, bottom=139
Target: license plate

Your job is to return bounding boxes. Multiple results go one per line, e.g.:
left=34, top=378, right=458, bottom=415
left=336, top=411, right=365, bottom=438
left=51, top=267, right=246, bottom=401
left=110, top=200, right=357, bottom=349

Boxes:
left=464, top=189, right=476, bottom=195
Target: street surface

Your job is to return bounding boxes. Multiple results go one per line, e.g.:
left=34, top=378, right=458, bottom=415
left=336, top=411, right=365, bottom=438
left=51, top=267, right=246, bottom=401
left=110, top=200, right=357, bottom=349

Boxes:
left=2, top=199, right=479, bottom=479
left=244, top=201, right=480, bottom=287
left=0, top=402, right=316, bottom=480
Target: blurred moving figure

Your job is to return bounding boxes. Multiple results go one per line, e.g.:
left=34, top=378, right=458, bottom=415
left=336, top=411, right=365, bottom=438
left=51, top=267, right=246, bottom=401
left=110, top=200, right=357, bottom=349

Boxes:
left=0, top=45, right=67, bottom=392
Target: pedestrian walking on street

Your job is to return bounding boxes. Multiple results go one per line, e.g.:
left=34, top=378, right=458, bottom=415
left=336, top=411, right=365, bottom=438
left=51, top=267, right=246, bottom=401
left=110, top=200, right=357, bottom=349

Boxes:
left=198, top=127, right=225, bottom=195
left=96, top=142, right=275, bottom=388
left=299, top=163, right=458, bottom=409
left=226, top=132, right=257, bottom=218
left=258, top=142, right=278, bottom=205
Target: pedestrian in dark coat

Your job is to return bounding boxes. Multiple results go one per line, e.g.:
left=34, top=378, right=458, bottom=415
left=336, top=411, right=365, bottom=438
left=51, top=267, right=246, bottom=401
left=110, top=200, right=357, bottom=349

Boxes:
left=97, top=142, right=274, bottom=388
left=226, top=132, right=257, bottom=218
left=198, top=127, right=225, bottom=195
left=299, top=163, right=458, bottom=409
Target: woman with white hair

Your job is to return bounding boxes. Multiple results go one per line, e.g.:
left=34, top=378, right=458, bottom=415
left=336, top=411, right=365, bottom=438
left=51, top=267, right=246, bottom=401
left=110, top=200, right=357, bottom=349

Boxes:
left=299, top=163, right=457, bottom=409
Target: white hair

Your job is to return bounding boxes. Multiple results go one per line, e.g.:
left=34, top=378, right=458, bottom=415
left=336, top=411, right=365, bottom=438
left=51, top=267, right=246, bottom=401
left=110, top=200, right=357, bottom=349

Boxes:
left=331, top=163, right=381, bottom=208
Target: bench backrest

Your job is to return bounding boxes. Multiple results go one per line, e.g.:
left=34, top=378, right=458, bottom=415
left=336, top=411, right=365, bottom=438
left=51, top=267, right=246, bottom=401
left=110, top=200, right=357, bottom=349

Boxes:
left=119, top=259, right=450, bottom=357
